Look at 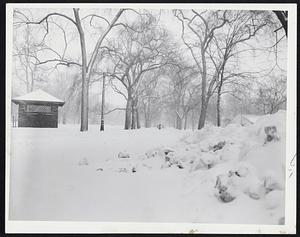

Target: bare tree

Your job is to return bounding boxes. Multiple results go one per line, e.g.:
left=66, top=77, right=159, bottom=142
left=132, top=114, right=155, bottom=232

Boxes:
left=106, top=15, right=173, bottom=129
left=13, top=20, right=42, bottom=93
left=273, top=11, right=288, bottom=37
left=14, top=8, right=126, bottom=131
left=48, top=71, right=81, bottom=124
left=174, top=10, right=228, bottom=129
left=209, top=11, right=267, bottom=126
left=255, top=75, right=286, bottom=114
left=174, top=10, right=270, bottom=128
left=139, top=69, right=163, bottom=128
left=166, top=63, right=200, bottom=129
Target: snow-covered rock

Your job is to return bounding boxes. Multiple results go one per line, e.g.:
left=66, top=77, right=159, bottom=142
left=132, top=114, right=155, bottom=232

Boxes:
left=264, top=190, right=285, bottom=210
left=78, top=157, right=88, bottom=166
left=118, top=151, right=130, bottom=159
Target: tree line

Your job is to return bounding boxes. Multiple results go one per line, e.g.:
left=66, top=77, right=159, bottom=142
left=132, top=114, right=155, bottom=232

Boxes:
left=12, top=8, right=287, bottom=131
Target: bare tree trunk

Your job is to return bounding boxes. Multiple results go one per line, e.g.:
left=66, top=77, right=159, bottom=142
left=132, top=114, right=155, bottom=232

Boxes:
left=216, top=89, right=221, bottom=127
left=273, top=11, right=288, bottom=37
left=62, top=111, right=67, bottom=124
left=198, top=102, right=207, bottom=129
left=125, top=94, right=132, bottom=129
left=176, top=113, right=182, bottom=130
left=198, top=46, right=208, bottom=130
left=131, top=101, right=137, bottom=129
left=147, top=103, right=151, bottom=128
left=191, top=110, right=195, bottom=130
left=74, top=9, right=89, bottom=132
left=144, top=102, right=151, bottom=128
left=144, top=105, right=148, bottom=127
left=25, top=66, right=29, bottom=92
left=131, top=98, right=139, bottom=129
left=30, top=71, right=34, bottom=92
left=100, top=74, right=105, bottom=131
left=184, top=114, right=188, bottom=130
left=216, top=68, right=225, bottom=127
left=135, top=98, right=141, bottom=129
left=269, top=103, right=275, bottom=114
left=145, top=116, right=151, bottom=128
left=136, top=107, right=141, bottom=129
left=125, top=102, right=132, bottom=129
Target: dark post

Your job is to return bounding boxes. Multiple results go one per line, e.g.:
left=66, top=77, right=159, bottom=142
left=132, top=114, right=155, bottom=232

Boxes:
left=100, top=73, right=105, bottom=131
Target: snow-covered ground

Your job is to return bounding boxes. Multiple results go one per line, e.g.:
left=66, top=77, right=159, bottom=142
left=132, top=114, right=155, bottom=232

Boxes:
left=9, top=111, right=286, bottom=224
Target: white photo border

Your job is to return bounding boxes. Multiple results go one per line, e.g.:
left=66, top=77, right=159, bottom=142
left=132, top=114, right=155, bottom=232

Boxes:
left=5, top=3, right=297, bottom=234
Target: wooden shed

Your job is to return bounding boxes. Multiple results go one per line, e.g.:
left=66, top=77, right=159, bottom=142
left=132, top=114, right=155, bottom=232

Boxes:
left=12, top=89, right=65, bottom=128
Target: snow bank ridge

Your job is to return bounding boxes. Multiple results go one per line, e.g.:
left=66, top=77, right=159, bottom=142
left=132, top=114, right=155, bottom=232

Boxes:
left=95, top=111, right=286, bottom=224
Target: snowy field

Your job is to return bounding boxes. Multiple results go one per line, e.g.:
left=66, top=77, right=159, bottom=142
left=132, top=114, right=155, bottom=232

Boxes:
left=9, top=111, right=286, bottom=224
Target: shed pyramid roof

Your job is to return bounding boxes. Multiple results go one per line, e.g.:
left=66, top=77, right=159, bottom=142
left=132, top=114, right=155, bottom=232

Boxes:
left=12, top=89, right=65, bottom=105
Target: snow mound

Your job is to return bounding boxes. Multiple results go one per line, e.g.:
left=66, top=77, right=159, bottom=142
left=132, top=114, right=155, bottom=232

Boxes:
left=78, top=111, right=285, bottom=224
left=179, top=111, right=286, bottom=223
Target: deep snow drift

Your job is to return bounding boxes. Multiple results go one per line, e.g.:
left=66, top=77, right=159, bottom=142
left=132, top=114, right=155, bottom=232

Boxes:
left=9, top=111, right=286, bottom=224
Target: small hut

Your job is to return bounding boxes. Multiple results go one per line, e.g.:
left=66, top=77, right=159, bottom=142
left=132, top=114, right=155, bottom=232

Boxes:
left=12, top=89, right=65, bottom=128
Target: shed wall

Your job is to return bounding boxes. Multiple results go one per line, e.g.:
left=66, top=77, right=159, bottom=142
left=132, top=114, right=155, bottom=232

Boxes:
left=18, top=103, right=59, bottom=128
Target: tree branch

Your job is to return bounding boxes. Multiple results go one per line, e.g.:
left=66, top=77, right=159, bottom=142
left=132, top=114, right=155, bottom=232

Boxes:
left=104, top=107, right=126, bottom=115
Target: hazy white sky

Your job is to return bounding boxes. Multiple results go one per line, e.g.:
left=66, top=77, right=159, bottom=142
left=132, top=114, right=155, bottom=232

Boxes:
left=12, top=8, right=287, bottom=107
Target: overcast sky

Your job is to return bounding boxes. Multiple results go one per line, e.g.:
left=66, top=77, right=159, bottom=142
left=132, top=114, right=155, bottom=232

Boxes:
left=12, top=8, right=287, bottom=107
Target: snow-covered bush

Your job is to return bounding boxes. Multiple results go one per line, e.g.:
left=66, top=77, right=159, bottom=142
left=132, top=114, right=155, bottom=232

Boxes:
left=78, top=157, right=88, bottom=166
left=263, top=126, right=280, bottom=145
left=118, top=151, right=130, bottom=158
left=214, top=165, right=265, bottom=202
left=190, top=152, right=220, bottom=171
left=95, top=110, right=286, bottom=221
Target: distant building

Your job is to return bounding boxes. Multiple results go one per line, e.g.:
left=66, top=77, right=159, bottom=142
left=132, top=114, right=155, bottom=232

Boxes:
left=231, top=114, right=262, bottom=126
left=12, top=89, right=65, bottom=128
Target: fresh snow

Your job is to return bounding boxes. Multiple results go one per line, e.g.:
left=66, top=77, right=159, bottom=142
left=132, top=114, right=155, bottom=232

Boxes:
left=9, top=111, right=286, bottom=224
left=231, top=114, right=263, bottom=125
left=12, top=89, right=64, bottom=103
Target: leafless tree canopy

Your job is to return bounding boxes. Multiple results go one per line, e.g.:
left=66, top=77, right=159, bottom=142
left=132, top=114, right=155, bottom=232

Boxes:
left=12, top=8, right=287, bottom=130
